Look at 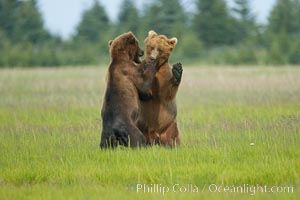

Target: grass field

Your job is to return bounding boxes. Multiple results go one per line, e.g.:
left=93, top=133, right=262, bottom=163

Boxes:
left=0, top=66, right=299, bottom=199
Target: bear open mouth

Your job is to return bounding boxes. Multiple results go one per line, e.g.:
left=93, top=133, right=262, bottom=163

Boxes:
left=136, top=50, right=144, bottom=64
left=134, top=57, right=141, bottom=64
left=134, top=49, right=144, bottom=64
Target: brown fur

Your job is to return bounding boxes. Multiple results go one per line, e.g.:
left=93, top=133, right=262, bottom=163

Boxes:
left=100, top=32, right=156, bottom=148
left=138, top=30, right=183, bottom=147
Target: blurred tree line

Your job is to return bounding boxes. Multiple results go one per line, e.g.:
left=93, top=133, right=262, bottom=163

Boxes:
left=0, top=0, right=300, bottom=67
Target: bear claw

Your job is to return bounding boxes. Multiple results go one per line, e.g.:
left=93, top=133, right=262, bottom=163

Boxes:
left=172, top=63, right=183, bottom=85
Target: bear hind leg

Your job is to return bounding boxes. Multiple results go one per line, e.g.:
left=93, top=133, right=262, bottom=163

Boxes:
left=159, top=122, right=180, bottom=147
left=100, top=131, right=118, bottom=149
left=112, top=120, right=146, bottom=148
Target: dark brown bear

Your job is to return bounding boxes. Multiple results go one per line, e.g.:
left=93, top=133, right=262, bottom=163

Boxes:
left=138, top=30, right=183, bottom=147
left=100, top=32, right=156, bottom=148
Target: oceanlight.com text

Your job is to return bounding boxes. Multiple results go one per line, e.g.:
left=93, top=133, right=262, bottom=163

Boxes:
left=129, top=183, right=294, bottom=196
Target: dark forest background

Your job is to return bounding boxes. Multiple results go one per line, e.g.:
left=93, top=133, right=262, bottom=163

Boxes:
left=1, top=0, right=300, bottom=67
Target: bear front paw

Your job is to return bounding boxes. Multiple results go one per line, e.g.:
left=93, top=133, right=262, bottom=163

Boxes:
left=145, top=62, right=156, bottom=73
left=172, top=63, right=183, bottom=85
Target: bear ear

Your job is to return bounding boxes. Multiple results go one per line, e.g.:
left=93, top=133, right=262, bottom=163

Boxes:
left=144, top=30, right=157, bottom=43
left=127, top=34, right=137, bottom=44
left=126, top=31, right=134, bottom=38
left=168, top=37, right=178, bottom=46
left=108, top=40, right=113, bottom=47
left=148, top=30, right=157, bottom=38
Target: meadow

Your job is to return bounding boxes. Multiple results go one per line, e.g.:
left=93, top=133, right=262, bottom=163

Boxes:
left=0, top=66, right=299, bottom=199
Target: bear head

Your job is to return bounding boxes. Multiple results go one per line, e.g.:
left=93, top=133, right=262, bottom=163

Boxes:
left=144, top=30, right=178, bottom=68
left=108, top=32, right=144, bottom=64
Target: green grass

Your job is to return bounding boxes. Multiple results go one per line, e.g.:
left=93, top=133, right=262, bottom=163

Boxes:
left=0, top=66, right=299, bottom=199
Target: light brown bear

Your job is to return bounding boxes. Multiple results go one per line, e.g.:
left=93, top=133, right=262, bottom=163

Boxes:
left=100, top=32, right=156, bottom=148
left=138, top=30, right=183, bottom=147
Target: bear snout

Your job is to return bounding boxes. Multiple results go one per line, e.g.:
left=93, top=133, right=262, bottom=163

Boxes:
left=149, top=56, right=156, bottom=63
left=150, top=50, right=159, bottom=61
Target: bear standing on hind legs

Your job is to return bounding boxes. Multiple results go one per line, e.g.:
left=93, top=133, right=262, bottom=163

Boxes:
left=138, top=30, right=183, bottom=147
left=100, top=32, right=156, bottom=148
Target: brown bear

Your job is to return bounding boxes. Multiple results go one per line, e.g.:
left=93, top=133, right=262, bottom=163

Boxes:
left=138, top=30, right=183, bottom=147
left=100, top=32, right=156, bottom=148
